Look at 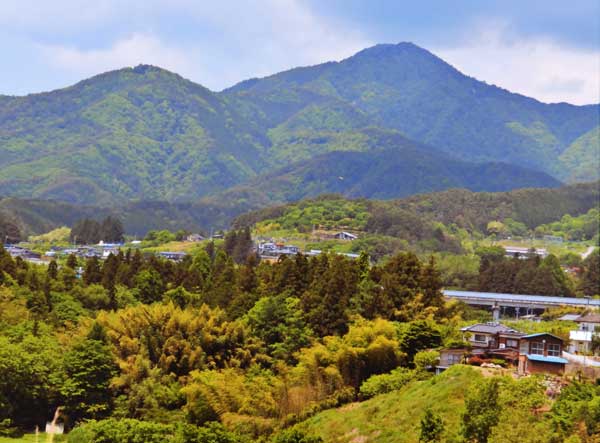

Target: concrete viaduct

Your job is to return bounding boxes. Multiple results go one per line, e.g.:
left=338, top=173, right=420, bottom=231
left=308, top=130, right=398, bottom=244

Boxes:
left=443, top=290, right=600, bottom=315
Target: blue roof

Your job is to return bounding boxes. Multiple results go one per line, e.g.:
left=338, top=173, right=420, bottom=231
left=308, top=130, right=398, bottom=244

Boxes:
left=525, top=354, right=568, bottom=364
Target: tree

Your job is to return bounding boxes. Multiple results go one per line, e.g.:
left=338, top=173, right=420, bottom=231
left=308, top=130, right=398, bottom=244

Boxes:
left=399, top=321, right=442, bottom=365
left=83, top=257, right=102, bottom=285
left=61, top=326, right=118, bottom=424
left=100, top=216, right=125, bottom=243
left=134, top=269, right=165, bottom=304
left=246, top=294, right=313, bottom=363
left=462, top=378, right=501, bottom=443
left=579, top=250, right=599, bottom=296
left=420, top=408, right=444, bottom=442
left=46, top=260, right=58, bottom=280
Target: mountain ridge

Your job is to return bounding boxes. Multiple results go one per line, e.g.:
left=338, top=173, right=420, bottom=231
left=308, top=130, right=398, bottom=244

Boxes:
left=0, top=42, right=597, bottom=207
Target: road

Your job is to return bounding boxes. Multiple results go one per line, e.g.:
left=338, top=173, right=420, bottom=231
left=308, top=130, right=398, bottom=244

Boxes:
left=563, top=351, right=600, bottom=367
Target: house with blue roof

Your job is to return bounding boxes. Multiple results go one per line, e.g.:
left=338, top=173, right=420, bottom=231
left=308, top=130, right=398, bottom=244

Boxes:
left=517, top=333, right=567, bottom=376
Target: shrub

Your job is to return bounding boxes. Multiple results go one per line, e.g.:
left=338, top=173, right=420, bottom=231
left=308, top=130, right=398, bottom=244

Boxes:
left=359, top=367, right=416, bottom=399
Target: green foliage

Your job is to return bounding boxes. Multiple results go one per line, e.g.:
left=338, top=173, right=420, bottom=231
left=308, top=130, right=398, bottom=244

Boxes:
left=61, top=334, right=118, bottom=423
left=461, top=378, right=501, bottom=443
left=67, top=418, right=242, bottom=443
left=359, top=367, right=416, bottom=399
left=245, top=294, right=313, bottom=363
left=535, top=208, right=599, bottom=241
left=419, top=408, right=444, bottom=443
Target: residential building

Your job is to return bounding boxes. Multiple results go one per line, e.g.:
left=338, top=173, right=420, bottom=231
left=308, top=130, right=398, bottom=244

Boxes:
left=334, top=231, right=358, bottom=241
left=504, top=246, right=548, bottom=259
left=158, top=251, right=187, bottom=261
left=568, top=314, right=600, bottom=354
left=518, top=333, right=568, bottom=375
left=460, top=322, right=523, bottom=349
left=186, top=234, right=205, bottom=242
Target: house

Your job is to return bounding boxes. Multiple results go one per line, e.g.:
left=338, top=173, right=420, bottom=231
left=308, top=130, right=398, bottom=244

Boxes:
left=518, top=333, right=568, bottom=375
left=334, top=231, right=358, bottom=241
left=575, top=314, right=600, bottom=333
left=258, top=242, right=300, bottom=257
left=504, top=246, right=548, bottom=259
left=568, top=314, right=600, bottom=354
left=158, top=251, right=187, bottom=261
left=436, top=348, right=468, bottom=374
left=460, top=323, right=523, bottom=349
left=569, top=330, right=594, bottom=354
left=186, top=234, right=205, bottom=242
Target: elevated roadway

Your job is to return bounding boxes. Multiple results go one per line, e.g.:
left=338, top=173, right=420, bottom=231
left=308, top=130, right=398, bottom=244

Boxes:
left=443, top=290, right=600, bottom=310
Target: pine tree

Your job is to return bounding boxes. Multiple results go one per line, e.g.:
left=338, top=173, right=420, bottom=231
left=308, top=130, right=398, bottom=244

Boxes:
left=47, top=260, right=58, bottom=280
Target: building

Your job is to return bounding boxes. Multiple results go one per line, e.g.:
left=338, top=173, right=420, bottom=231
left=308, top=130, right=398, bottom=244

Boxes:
left=158, top=251, right=187, bottom=261
left=504, top=246, right=548, bottom=259
left=575, top=314, right=600, bottom=332
left=258, top=242, right=300, bottom=257
left=569, top=330, right=594, bottom=354
left=186, top=234, right=205, bottom=242
left=334, top=231, right=358, bottom=241
left=436, top=349, right=468, bottom=374
left=568, top=314, right=600, bottom=354
left=518, top=333, right=567, bottom=375
left=460, top=323, right=523, bottom=349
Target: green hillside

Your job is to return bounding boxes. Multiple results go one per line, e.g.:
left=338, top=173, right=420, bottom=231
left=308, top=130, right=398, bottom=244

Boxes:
left=234, top=181, right=599, bottom=234
left=2, top=181, right=596, bottom=241
left=558, top=126, right=600, bottom=182
left=0, top=43, right=597, bottom=206
left=299, top=365, right=481, bottom=443
left=219, top=130, right=561, bottom=205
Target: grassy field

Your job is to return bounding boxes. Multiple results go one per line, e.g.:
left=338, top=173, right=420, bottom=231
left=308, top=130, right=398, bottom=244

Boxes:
left=300, top=365, right=483, bottom=443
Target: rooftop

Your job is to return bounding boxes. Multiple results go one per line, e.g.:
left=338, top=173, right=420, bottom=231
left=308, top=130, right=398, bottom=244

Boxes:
left=575, top=314, right=600, bottom=323
left=521, top=333, right=564, bottom=342
left=461, top=322, right=522, bottom=334
left=525, top=354, right=568, bottom=364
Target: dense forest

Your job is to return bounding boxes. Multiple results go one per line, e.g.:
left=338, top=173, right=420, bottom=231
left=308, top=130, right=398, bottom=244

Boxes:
left=0, top=232, right=599, bottom=442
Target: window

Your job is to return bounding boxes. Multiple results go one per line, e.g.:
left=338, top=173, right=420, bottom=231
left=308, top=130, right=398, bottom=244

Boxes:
left=448, top=354, right=462, bottom=364
left=506, top=339, right=518, bottom=348
left=548, top=343, right=561, bottom=357
left=473, top=334, right=487, bottom=342
left=530, top=342, right=544, bottom=355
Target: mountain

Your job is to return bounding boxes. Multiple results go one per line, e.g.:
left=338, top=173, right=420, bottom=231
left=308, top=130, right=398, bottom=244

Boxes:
left=0, top=43, right=597, bottom=206
left=225, top=43, right=599, bottom=180
left=214, top=129, right=561, bottom=206
left=0, top=66, right=268, bottom=204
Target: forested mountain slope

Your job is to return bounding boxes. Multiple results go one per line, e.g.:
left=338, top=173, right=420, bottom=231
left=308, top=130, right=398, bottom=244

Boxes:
left=225, top=42, right=599, bottom=181
left=0, top=43, right=596, bottom=206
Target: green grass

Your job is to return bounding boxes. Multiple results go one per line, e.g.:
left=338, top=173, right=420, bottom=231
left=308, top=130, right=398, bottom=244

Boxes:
left=300, top=365, right=482, bottom=443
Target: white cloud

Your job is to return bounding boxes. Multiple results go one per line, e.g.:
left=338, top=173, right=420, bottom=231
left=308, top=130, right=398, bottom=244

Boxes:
left=434, top=21, right=600, bottom=105
left=30, top=0, right=372, bottom=91
left=39, top=33, right=196, bottom=81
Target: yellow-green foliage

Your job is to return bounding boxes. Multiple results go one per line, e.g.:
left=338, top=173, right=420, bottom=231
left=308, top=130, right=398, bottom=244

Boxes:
left=28, top=226, right=71, bottom=243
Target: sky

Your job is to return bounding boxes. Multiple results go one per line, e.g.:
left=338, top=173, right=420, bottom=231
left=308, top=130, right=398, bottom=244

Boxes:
left=0, top=0, right=598, bottom=104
